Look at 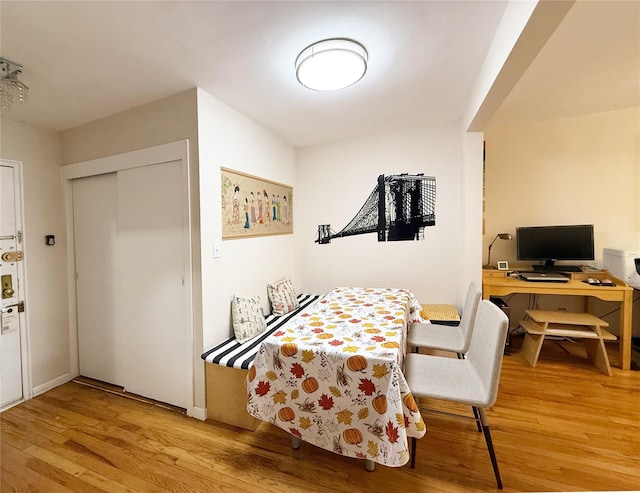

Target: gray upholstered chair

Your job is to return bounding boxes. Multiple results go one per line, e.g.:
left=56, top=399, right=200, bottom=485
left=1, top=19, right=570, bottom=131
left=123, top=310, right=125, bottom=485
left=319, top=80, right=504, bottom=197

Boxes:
left=407, top=282, right=481, bottom=357
left=404, top=299, right=509, bottom=489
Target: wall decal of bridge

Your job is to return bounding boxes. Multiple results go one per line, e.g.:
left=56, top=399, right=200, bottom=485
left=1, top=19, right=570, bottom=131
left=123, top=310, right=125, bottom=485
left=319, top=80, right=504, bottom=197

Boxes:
left=316, top=174, right=436, bottom=244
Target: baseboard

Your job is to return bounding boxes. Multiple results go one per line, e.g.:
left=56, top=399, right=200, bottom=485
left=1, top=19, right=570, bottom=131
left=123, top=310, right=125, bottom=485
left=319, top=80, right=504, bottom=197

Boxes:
left=32, top=372, right=73, bottom=397
left=188, top=405, right=207, bottom=421
left=1, top=399, right=24, bottom=413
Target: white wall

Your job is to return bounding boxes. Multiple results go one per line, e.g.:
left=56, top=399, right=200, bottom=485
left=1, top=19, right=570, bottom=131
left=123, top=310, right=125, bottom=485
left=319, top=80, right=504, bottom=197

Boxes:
left=1, top=118, right=68, bottom=392
left=296, top=123, right=474, bottom=308
left=61, top=90, right=198, bottom=166
left=196, top=88, right=298, bottom=351
left=484, top=107, right=640, bottom=264
left=461, top=131, right=485, bottom=285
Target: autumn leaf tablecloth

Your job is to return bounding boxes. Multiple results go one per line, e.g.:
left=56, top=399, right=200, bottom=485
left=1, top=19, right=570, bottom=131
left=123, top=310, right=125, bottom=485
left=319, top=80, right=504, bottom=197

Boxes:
left=246, top=287, right=427, bottom=467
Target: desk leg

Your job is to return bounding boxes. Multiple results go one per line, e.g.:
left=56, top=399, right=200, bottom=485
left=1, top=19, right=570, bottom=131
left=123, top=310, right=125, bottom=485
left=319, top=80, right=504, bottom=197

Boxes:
left=620, top=290, right=633, bottom=371
left=588, top=293, right=632, bottom=371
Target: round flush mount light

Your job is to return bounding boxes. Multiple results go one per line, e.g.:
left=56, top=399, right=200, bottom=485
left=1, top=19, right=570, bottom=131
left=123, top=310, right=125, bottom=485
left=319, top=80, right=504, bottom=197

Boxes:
left=295, top=38, right=368, bottom=91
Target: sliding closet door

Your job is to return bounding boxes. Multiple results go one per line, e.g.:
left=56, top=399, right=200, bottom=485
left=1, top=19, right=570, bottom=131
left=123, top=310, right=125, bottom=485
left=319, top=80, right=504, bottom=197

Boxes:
left=73, top=160, right=188, bottom=409
left=116, top=161, right=187, bottom=408
left=73, top=173, right=119, bottom=384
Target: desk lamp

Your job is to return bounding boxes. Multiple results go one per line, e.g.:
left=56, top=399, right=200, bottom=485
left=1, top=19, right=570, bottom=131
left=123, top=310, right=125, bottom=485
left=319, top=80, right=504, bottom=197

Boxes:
left=485, top=233, right=512, bottom=268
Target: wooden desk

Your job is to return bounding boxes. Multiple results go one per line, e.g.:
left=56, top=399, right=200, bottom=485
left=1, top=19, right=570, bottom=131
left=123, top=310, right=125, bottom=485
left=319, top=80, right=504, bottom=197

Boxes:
left=482, top=269, right=634, bottom=370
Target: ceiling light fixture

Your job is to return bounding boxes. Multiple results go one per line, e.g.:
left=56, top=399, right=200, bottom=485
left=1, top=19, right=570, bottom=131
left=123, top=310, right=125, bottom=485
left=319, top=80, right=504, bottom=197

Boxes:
left=0, top=57, right=29, bottom=112
left=295, top=38, right=368, bottom=92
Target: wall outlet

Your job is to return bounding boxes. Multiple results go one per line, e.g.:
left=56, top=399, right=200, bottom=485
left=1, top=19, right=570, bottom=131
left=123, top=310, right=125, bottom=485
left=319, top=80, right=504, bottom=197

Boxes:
left=213, top=243, right=221, bottom=258
left=557, top=306, right=568, bottom=312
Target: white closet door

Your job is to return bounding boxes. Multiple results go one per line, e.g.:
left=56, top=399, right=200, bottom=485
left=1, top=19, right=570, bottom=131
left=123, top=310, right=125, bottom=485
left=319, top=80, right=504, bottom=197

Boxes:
left=73, top=160, right=188, bottom=409
left=116, top=160, right=187, bottom=408
left=73, top=173, right=119, bottom=384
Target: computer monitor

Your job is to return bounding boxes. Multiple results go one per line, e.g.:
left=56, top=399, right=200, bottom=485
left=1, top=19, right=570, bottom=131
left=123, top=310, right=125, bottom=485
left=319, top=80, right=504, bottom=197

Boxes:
left=516, top=224, right=594, bottom=271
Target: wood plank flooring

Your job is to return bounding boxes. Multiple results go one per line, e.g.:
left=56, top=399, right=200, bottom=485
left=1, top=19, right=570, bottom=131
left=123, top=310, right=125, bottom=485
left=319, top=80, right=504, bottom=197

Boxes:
left=2, top=336, right=639, bottom=492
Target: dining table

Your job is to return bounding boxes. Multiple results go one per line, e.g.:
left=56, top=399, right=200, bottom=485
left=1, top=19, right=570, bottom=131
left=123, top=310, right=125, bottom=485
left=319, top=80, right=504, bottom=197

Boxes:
left=246, top=286, right=427, bottom=469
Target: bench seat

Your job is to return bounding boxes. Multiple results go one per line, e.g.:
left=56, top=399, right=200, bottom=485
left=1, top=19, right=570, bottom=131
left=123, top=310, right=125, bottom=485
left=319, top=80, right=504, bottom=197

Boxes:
left=201, top=294, right=320, bottom=429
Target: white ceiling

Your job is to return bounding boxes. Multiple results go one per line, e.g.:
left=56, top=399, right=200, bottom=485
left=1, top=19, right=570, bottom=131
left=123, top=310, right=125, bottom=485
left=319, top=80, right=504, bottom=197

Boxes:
left=1, top=1, right=638, bottom=148
left=490, top=0, right=639, bottom=127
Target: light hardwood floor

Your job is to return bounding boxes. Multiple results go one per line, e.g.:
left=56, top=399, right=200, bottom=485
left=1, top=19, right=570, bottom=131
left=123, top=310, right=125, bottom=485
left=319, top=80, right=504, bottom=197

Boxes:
left=2, top=337, right=639, bottom=492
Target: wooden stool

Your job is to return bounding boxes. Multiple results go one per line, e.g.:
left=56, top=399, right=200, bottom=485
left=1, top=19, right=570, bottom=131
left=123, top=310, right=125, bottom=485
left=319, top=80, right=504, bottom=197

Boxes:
left=519, top=310, right=616, bottom=376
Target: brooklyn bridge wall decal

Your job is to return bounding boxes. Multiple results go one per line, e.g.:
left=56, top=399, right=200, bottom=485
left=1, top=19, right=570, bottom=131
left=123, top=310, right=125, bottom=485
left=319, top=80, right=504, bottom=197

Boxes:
left=316, top=174, right=436, bottom=244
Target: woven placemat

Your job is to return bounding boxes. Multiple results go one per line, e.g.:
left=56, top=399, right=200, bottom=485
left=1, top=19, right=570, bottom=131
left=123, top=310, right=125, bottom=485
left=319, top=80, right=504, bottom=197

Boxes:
left=420, top=304, right=460, bottom=321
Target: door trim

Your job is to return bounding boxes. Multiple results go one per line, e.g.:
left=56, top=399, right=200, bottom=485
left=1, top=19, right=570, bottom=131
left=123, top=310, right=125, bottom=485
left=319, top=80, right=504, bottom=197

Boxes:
left=0, top=159, right=31, bottom=411
left=62, top=140, right=197, bottom=417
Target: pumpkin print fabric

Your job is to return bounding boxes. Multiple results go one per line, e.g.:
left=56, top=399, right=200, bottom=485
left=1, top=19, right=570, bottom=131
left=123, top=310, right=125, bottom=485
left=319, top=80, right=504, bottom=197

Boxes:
left=246, top=287, right=427, bottom=467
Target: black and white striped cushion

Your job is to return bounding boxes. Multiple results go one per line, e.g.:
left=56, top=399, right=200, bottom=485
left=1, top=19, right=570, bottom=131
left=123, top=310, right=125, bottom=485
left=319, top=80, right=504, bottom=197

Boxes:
left=201, top=294, right=321, bottom=369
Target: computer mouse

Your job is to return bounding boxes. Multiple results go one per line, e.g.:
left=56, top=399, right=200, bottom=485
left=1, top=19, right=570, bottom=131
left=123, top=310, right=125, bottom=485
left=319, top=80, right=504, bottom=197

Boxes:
left=587, top=278, right=599, bottom=284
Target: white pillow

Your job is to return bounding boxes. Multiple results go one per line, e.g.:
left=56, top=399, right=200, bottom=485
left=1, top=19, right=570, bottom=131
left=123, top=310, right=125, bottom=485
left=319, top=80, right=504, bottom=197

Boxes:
left=267, top=277, right=299, bottom=316
left=232, top=296, right=267, bottom=343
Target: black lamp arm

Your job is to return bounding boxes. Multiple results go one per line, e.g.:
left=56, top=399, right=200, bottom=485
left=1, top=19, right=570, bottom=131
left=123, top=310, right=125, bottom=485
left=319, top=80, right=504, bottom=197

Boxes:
left=485, top=233, right=512, bottom=267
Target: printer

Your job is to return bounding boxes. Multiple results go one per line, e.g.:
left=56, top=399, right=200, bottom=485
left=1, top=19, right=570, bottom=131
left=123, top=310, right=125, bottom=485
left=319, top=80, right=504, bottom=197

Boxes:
left=603, top=248, right=640, bottom=289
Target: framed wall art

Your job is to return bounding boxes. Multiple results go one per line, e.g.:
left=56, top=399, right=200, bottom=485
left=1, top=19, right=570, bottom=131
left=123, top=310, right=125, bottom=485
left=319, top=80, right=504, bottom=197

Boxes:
left=221, top=167, right=293, bottom=239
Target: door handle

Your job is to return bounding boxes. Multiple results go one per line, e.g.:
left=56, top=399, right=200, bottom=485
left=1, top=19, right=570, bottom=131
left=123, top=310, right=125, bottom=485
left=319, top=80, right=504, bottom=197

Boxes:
left=1, top=274, right=14, bottom=299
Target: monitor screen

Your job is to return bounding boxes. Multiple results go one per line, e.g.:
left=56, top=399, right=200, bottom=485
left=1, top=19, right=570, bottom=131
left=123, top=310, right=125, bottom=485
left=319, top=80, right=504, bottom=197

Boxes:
left=516, top=224, right=594, bottom=267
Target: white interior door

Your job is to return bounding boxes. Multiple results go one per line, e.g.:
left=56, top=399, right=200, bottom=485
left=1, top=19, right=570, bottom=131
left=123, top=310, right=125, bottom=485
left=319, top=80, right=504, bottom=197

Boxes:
left=116, top=161, right=187, bottom=407
left=72, top=160, right=188, bottom=408
left=73, top=172, right=119, bottom=384
left=1, top=161, right=27, bottom=409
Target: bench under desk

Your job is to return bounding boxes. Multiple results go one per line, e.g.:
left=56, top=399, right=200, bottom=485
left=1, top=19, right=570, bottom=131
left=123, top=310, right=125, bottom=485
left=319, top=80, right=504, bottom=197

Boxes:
left=520, top=309, right=616, bottom=376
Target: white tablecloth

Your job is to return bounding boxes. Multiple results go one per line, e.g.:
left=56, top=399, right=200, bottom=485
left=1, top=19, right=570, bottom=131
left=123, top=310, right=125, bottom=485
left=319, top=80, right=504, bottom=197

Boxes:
left=246, top=287, right=427, bottom=467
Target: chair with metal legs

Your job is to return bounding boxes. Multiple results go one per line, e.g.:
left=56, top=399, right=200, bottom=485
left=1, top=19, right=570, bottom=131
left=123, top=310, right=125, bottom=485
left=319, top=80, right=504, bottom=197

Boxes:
left=407, top=282, right=483, bottom=430
left=407, top=282, right=481, bottom=358
left=404, top=300, right=509, bottom=489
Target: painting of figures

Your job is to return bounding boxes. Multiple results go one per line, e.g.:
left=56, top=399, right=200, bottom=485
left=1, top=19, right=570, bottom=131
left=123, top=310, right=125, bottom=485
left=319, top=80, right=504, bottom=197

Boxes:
left=221, top=167, right=293, bottom=239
